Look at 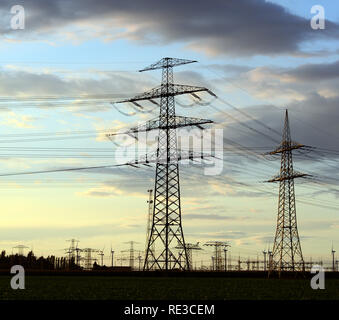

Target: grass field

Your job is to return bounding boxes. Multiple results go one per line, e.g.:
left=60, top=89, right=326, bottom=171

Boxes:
left=0, top=276, right=338, bottom=300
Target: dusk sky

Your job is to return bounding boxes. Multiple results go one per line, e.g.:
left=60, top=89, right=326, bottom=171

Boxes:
left=0, top=0, right=338, bottom=266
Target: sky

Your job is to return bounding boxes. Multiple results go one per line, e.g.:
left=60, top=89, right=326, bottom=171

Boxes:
left=0, top=0, right=338, bottom=267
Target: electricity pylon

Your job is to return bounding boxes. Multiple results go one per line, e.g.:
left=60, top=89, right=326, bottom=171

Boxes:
left=82, top=248, right=99, bottom=270
left=66, top=239, right=79, bottom=263
left=109, top=57, right=215, bottom=271
left=122, top=241, right=139, bottom=270
left=175, top=242, right=202, bottom=270
left=204, top=241, right=230, bottom=271
left=13, top=245, right=29, bottom=256
left=98, top=246, right=105, bottom=266
left=267, top=110, right=309, bottom=273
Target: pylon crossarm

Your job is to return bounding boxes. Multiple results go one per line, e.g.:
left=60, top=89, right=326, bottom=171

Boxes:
left=114, top=84, right=213, bottom=104
left=139, top=57, right=197, bottom=72
left=267, top=173, right=311, bottom=183
left=268, top=143, right=307, bottom=155
left=127, top=150, right=216, bottom=167
left=106, top=116, right=213, bottom=138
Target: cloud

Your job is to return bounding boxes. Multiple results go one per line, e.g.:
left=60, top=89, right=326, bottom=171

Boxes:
left=1, top=0, right=339, bottom=57
left=211, top=60, right=339, bottom=102
left=0, top=66, right=153, bottom=99
left=1, top=111, right=37, bottom=128
left=77, top=178, right=150, bottom=198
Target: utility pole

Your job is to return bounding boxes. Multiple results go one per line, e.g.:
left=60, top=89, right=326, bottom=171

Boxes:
left=110, top=246, right=114, bottom=267
left=138, top=252, right=142, bottom=271
left=98, top=247, right=105, bottom=266
left=145, top=189, right=155, bottom=270
left=268, top=250, right=273, bottom=272
left=266, top=110, right=309, bottom=273
left=332, top=245, right=336, bottom=272
left=263, top=250, right=267, bottom=271
left=223, top=246, right=231, bottom=272
left=109, top=58, right=215, bottom=271
left=75, top=245, right=82, bottom=266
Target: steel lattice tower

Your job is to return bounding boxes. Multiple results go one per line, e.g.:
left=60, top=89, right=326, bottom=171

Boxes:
left=204, top=241, right=230, bottom=271
left=109, top=57, right=216, bottom=271
left=267, top=110, right=309, bottom=272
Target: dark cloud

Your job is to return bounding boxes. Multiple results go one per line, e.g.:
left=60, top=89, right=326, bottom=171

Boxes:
left=1, top=0, right=339, bottom=56
left=286, top=60, right=339, bottom=82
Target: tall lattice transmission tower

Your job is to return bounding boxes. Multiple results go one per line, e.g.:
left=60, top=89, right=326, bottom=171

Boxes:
left=267, top=110, right=309, bottom=272
left=109, top=57, right=215, bottom=271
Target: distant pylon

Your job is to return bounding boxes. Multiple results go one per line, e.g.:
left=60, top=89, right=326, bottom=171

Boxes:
left=82, top=248, right=99, bottom=270
left=66, top=239, right=79, bottom=263
left=267, top=110, right=309, bottom=273
left=204, top=241, right=230, bottom=271
left=110, top=245, right=114, bottom=267
left=123, top=241, right=139, bottom=270
left=332, top=244, right=336, bottom=272
left=175, top=241, right=202, bottom=270
left=98, top=246, right=105, bottom=266
left=13, top=245, right=29, bottom=256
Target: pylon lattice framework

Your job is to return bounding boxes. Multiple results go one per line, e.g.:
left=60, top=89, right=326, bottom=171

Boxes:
left=113, top=57, right=215, bottom=271
left=204, top=241, right=230, bottom=271
left=267, top=110, right=309, bottom=272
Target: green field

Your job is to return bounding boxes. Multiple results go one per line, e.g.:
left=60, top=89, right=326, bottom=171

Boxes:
left=0, top=276, right=338, bottom=300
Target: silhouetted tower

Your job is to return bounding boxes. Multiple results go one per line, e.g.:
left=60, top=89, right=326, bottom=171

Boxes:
left=332, top=245, right=336, bottom=272
left=98, top=247, right=105, bottom=266
left=82, top=248, right=98, bottom=270
left=204, top=241, right=230, bottom=271
left=123, top=241, right=139, bottom=270
left=268, top=250, right=273, bottom=271
left=13, top=245, right=29, bottom=256
left=175, top=242, right=202, bottom=270
left=223, top=245, right=231, bottom=272
left=110, top=245, right=114, bottom=267
left=267, top=110, right=309, bottom=272
left=262, top=250, right=267, bottom=271
left=109, top=57, right=215, bottom=271
left=75, top=245, right=82, bottom=266
left=66, top=239, right=79, bottom=263
left=145, top=189, right=155, bottom=269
